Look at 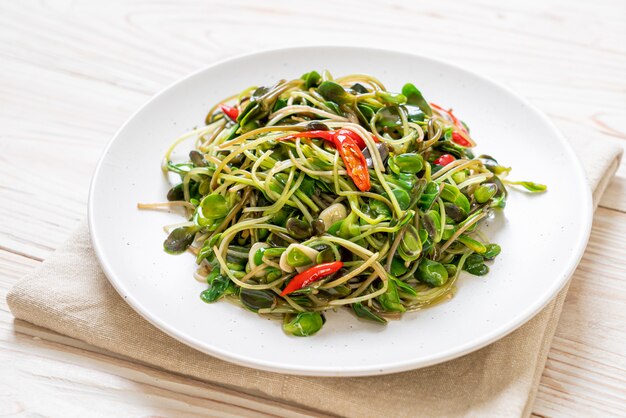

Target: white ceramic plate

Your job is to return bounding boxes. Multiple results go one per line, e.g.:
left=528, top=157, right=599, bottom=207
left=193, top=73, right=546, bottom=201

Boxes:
left=89, top=46, right=592, bottom=376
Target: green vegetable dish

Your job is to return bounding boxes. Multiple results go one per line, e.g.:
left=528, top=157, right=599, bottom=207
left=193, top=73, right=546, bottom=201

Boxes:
left=139, top=71, right=546, bottom=337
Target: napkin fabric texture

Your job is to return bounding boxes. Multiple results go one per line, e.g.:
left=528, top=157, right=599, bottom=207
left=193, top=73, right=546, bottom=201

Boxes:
left=7, top=136, right=622, bottom=418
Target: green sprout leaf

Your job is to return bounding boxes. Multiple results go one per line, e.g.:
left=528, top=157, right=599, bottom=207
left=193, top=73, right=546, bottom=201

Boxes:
left=506, top=181, right=548, bottom=193
left=163, top=226, right=197, bottom=254
left=401, top=83, right=432, bottom=116
left=317, top=81, right=354, bottom=105
left=301, top=70, right=321, bottom=89
left=283, top=312, right=325, bottom=336
left=351, top=302, right=387, bottom=324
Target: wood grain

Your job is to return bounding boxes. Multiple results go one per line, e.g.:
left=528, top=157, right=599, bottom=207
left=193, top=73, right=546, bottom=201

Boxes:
left=0, top=0, right=624, bottom=416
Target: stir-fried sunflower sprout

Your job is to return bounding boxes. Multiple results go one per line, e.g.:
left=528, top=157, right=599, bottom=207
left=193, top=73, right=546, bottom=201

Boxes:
left=138, top=71, right=546, bottom=337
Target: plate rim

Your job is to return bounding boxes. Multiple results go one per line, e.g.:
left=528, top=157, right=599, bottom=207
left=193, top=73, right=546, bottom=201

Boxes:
left=88, top=45, right=593, bottom=376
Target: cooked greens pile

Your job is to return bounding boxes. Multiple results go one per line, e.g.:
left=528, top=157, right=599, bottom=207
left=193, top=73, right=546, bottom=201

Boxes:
left=145, top=71, right=546, bottom=337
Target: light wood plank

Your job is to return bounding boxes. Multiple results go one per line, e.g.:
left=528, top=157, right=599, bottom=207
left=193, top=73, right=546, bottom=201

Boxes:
left=600, top=177, right=626, bottom=213
left=0, top=322, right=319, bottom=418
left=533, top=208, right=626, bottom=417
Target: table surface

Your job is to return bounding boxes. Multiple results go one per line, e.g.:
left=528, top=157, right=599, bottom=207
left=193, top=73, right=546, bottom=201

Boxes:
left=1, top=0, right=625, bottom=416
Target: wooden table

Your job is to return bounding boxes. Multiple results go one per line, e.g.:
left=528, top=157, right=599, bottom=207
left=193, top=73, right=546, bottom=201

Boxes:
left=1, top=1, right=625, bottom=416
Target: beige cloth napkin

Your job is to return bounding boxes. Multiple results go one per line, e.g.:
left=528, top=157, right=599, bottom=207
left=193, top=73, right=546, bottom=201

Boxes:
left=7, top=136, right=622, bottom=418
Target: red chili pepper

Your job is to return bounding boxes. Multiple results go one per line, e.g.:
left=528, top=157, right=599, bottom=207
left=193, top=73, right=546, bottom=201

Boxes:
left=430, top=103, right=474, bottom=148
left=280, top=129, right=371, bottom=191
left=219, top=104, right=239, bottom=121
left=430, top=103, right=466, bottom=133
left=335, top=128, right=369, bottom=149
left=280, top=261, right=343, bottom=296
left=434, top=154, right=456, bottom=166
left=280, top=129, right=367, bottom=149
left=451, top=132, right=472, bottom=147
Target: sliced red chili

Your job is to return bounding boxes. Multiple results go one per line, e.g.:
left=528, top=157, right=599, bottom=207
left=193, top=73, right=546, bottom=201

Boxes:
left=281, top=129, right=368, bottom=149
left=219, top=104, right=239, bottom=121
left=451, top=132, right=472, bottom=147
left=334, top=128, right=368, bottom=149
left=434, top=154, right=456, bottom=166
left=334, top=135, right=370, bottom=192
left=280, top=261, right=343, bottom=296
left=431, top=103, right=475, bottom=147
left=430, top=103, right=466, bottom=133
left=280, top=129, right=371, bottom=191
